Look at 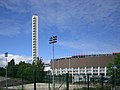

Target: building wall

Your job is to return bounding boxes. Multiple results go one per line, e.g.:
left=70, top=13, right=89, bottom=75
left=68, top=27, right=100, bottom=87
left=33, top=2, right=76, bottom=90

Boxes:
left=51, top=53, right=117, bottom=76
left=32, top=15, right=38, bottom=64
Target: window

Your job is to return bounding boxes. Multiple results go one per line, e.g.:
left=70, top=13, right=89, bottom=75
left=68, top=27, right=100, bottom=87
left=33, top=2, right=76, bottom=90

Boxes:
left=33, top=28, right=36, bottom=30
left=33, top=25, right=36, bottom=27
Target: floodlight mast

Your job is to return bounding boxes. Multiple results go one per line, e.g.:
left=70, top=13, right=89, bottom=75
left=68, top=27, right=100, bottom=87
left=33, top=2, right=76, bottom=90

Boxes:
left=49, top=36, right=57, bottom=90
left=5, top=52, right=8, bottom=90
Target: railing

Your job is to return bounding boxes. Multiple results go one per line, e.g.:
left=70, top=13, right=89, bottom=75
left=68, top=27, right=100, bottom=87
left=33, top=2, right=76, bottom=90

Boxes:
left=0, top=72, right=120, bottom=90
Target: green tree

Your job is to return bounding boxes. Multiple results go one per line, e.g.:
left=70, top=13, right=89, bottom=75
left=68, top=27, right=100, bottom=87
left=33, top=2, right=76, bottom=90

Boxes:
left=4, top=57, right=46, bottom=83
left=32, top=57, right=46, bottom=83
left=7, top=59, right=16, bottom=77
left=16, top=61, right=32, bottom=79
left=36, top=58, right=46, bottom=82
left=0, top=67, right=5, bottom=76
left=108, top=53, right=120, bottom=76
left=114, top=53, right=120, bottom=75
left=22, top=66, right=34, bottom=82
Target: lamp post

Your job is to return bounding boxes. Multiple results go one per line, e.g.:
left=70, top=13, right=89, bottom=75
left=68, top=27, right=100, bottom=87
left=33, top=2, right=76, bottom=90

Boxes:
left=5, top=52, right=8, bottom=90
left=49, top=36, right=57, bottom=90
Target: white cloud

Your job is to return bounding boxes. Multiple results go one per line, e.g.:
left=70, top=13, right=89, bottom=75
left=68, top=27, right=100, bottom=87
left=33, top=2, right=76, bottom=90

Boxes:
left=0, top=0, right=119, bottom=36
left=0, top=54, right=51, bottom=67
left=0, top=54, right=32, bottom=67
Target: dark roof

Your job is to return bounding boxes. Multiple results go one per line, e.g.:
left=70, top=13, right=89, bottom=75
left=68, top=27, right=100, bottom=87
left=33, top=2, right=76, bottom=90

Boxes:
left=51, top=54, right=116, bottom=69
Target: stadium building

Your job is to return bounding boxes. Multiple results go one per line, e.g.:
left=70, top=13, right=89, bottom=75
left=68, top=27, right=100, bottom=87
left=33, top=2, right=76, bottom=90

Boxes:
left=50, top=52, right=118, bottom=81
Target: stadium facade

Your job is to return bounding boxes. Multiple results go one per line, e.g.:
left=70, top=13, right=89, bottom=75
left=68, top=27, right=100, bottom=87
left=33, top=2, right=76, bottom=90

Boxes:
left=51, top=53, right=118, bottom=78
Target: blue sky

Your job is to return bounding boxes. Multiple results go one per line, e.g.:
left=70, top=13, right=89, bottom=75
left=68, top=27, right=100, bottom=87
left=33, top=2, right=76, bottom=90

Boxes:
left=0, top=0, right=120, bottom=63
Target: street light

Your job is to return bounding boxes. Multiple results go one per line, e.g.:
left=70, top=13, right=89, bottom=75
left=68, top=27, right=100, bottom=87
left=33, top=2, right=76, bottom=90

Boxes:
left=49, top=36, right=57, bottom=90
left=5, top=52, right=8, bottom=90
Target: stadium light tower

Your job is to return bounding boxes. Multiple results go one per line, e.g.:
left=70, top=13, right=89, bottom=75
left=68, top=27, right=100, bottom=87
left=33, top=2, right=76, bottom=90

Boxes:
left=5, top=52, right=8, bottom=90
left=49, top=36, right=57, bottom=90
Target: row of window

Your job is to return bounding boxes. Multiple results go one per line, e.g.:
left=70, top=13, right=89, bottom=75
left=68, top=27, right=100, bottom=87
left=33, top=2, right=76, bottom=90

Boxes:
left=72, top=54, right=116, bottom=58
left=32, top=41, right=36, bottom=43
left=32, top=19, right=36, bottom=23
left=32, top=56, right=36, bottom=59
left=33, top=48, right=36, bottom=51
left=33, top=54, right=36, bottom=57
left=33, top=35, right=36, bottom=38
left=32, top=37, right=37, bottom=40
left=33, top=46, right=36, bottom=48
left=59, top=69, right=106, bottom=72
left=33, top=51, right=37, bottom=54
left=55, top=68, right=106, bottom=73
left=55, top=67, right=105, bottom=70
left=56, top=70, right=106, bottom=74
left=53, top=53, right=118, bottom=61
left=32, top=32, right=37, bottom=36
left=33, top=24, right=36, bottom=27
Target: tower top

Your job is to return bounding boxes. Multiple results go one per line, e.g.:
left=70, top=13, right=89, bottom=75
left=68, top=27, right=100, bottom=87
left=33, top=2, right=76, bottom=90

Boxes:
left=32, top=14, right=38, bottom=17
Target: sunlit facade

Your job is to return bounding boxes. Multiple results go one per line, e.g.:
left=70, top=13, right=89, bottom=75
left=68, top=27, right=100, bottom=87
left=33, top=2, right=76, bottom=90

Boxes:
left=32, top=15, right=38, bottom=64
left=51, top=53, right=118, bottom=79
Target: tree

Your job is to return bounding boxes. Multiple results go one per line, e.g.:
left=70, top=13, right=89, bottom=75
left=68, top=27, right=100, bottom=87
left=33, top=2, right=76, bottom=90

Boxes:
left=36, top=57, right=45, bottom=71
left=5, top=57, right=46, bottom=83
left=16, top=61, right=31, bottom=78
left=108, top=53, right=120, bottom=76
left=114, top=53, right=120, bottom=75
left=22, top=66, right=34, bottom=82
left=32, top=57, right=46, bottom=83
left=0, top=67, right=5, bottom=76
left=8, top=59, right=15, bottom=66
left=7, top=59, right=16, bottom=77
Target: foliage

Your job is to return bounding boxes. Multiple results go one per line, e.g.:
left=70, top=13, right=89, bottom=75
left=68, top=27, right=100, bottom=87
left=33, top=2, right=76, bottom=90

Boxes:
left=107, top=53, right=120, bottom=76
left=16, top=61, right=31, bottom=78
left=114, top=53, right=120, bottom=75
left=0, top=58, right=46, bottom=83
left=7, top=59, right=16, bottom=77
left=0, top=67, right=5, bottom=76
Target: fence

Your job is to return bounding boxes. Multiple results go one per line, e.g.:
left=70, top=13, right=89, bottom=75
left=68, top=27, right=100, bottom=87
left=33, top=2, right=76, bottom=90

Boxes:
left=0, top=71, right=120, bottom=90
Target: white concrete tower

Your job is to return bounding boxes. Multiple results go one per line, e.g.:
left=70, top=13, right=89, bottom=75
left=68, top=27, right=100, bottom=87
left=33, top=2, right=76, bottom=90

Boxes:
left=32, top=15, right=38, bottom=64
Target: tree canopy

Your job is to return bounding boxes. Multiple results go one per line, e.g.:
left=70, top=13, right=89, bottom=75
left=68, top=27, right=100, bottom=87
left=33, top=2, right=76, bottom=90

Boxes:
left=0, top=67, right=5, bottom=76
left=108, top=53, right=120, bottom=76
left=0, top=58, right=46, bottom=83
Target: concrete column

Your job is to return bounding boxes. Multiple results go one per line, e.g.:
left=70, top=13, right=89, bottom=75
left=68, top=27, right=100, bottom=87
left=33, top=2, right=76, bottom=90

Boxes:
left=55, top=69, right=57, bottom=75
left=105, top=67, right=107, bottom=76
left=98, top=67, right=100, bottom=76
left=58, top=68, right=59, bottom=75
left=72, top=68, right=74, bottom=76
left=60, top=68, right=62, bottom=75
left=85, top=67, right=87, bottom=75
left=52, top=69, right=54, bottom=75
left=66, top=68, right=68, bottom=73
left=71, top=68, right=74, bottom=84
left=69, top=68, right=71, bottom=73
left=91, top=67, right=93, bottom=75
left=78, top=67, right=80, bottom=75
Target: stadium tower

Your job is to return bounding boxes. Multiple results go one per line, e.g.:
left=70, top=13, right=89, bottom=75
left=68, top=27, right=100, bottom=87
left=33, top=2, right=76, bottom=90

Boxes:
left=32, top=15, right=38, bottom=64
